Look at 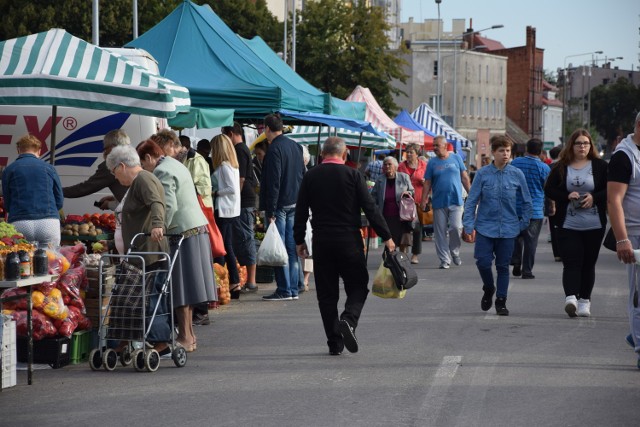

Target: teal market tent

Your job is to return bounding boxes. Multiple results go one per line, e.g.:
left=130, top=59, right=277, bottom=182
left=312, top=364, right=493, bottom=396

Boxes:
left=240, top=36, right=365, bottom=120
left=168, top=106, right=234, bottom=129
left=126, top=0, right=364, bottom=120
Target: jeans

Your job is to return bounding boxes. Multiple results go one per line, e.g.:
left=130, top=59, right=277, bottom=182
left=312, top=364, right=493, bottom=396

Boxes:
left=556, top=227, right=605, bottom=299
left=510, top=218, right=543, bottom=276
left=232, top=207, right=257, bottom=266
left=433, top=205, right=463, bottom=264
left=474, top=232, right=515, bottom=298
left=627, top=236, right=640, bottom=354
left=274, top=207, right=300, bottom=297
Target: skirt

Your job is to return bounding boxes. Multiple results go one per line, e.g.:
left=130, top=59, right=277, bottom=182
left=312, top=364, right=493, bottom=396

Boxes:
left=170, top=232, right=217, bottom=307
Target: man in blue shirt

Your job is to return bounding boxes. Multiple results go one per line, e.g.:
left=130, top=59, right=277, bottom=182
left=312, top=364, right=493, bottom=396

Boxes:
left=510, top=139, right=551, bottom=279
left=420, top=136, right=471, bottom=269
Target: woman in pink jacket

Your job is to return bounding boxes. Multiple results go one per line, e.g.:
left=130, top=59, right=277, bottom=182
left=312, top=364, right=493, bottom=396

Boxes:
left=398, top=144, right=428, bottom=264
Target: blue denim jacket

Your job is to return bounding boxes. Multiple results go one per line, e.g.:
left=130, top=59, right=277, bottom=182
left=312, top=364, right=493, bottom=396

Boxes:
left=463, top=163, right=532, bottom=238
left=2, top=154, right=64, bottom=222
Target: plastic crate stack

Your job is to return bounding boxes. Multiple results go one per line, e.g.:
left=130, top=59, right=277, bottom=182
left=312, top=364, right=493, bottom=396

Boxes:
left=2, top=316, right=17, bottom=389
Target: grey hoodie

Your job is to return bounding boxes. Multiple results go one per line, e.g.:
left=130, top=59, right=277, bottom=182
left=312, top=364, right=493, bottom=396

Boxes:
left=614, top=134, right=640, bottom=235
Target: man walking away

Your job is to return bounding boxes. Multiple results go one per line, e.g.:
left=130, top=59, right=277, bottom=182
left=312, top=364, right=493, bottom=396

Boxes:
left=260, top=114, right=305, bottom=301
left=294, top=137, right=395, bottom=355
left=510, top=138, right=551, bottom=279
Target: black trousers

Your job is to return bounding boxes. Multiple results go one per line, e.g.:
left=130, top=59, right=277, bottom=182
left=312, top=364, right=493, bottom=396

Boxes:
left=313, top=231, right=369, bottom=351
left=557, top=227, right=605, bottom=299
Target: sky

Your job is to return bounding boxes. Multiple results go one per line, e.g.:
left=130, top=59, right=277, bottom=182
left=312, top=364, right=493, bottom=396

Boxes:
left=400, top=0, right=639, bottom=75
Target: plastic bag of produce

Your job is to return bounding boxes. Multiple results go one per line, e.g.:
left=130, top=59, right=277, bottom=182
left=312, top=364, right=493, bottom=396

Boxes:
left=256, top=222, right=288, bottom=266
left=12, top=309, right=57, bottom=340
left=0, top=287, right=27, bottom=310
left=57, top=267, right=87, bottom=313
left=372, top=261, right=406, bottom=299
left=58, top=242, right=86, bottom=268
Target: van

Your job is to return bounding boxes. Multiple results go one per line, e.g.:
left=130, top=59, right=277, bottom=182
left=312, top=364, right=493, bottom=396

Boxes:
left=0, top=48, right=166, bottom=216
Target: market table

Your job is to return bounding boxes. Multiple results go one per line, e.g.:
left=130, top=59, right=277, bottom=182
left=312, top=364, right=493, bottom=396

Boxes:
left=0, top=274, right=57, bottom=390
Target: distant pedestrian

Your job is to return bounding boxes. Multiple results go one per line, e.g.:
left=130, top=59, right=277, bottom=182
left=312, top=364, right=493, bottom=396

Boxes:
left=294, top=137, right=394, bottom=355
left=510, top=138, right=550, bottom=279
left=544, top=129, right=607, bottom=318
left=398, top=144, right=427, bottom=264
left=365, top=153, right=385, bottom=182
left=462, top=135, right=532, bottom=316
left=420, top=136, right=471, bottom=269
left=607, top=112, right=640, bottom=368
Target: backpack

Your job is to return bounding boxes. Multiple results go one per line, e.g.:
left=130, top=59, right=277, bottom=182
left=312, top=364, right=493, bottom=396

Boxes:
left=382, top=249, right=418, bottom=290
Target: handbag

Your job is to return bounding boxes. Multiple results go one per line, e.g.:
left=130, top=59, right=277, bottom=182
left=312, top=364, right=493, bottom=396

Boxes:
left=256, top=222, right=288, bottom=266
left=383, top=248, right=418, bottom=290
left=372, top=260, right=406, bottom=299
left=603, top=227, right=616, bottom=252
left=197, top=194, right=226, bottom=258
left=417, top=202, right=433, bottom=225
left=399, top=193, right=417, bottom=222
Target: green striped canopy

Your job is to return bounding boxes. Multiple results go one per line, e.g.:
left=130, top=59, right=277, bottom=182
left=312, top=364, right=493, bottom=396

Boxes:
left=0, top=29, right=190, bottom=118
left=288, top=126, right=396, bottom=149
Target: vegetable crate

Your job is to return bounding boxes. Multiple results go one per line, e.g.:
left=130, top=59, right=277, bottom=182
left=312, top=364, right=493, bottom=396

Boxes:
left=2, top=318, right=16, bottom=389
left=17, top=335, right=71, bottom=369
left=256, top=266, right=275, bottom=283
left=70, top=329, right=96, bottom=364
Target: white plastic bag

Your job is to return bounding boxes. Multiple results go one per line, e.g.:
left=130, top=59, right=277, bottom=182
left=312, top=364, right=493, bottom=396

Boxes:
left=304, top=220, right=313, bottom=257
left=257, top=222, right=288, bottom=266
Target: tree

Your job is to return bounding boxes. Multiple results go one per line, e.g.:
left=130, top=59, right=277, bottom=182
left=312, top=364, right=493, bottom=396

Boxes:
left=0, top=0, right=281, bottom=50
left=590, top=77, right=640, bottom=143
left=296, top=0, right=408, bottom=114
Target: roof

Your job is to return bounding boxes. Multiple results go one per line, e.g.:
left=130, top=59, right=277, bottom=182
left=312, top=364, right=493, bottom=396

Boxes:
left=542, top=97, right=563, bottom=107
left=505, top=117, right=530, bottom=146
left=473, top=35, right=506, bottom=51
left=543, top=80, right=559, bottom=91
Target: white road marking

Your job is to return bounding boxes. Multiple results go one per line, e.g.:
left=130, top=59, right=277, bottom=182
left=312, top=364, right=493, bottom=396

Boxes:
left=415, top=355, right=463, bottom=425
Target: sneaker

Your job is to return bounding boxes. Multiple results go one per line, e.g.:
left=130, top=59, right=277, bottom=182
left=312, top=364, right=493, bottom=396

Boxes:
left=521, top=274, right=535, bottom=279
left=495, top=297, right=509, bottom=316
left=192, top=313, right=211, bottom=326
left=439, top=262, right=450, bottom=269
left=338, top=319, right=358, bottom=353
left=481, top=286, right=496, bottom=311
left=625, top=334, right=635, bottom=348
left=554, top=257, right=562, bottom=262
left=577, top=298, right=591, bottom=317
left=411, top=255, right=419, bottom=264
left=565, top=295, right=578, bottom=317
left=291, top=295, right=300, bottom=300
left=329, top=349, right=342, bottom=356
left=241, top=283, right=258, bottom=293
left=452, top=256, right=462, bottom=266
left=512, top=265, right=521, bottom=276
left=262, top=292, right=293, bottom=301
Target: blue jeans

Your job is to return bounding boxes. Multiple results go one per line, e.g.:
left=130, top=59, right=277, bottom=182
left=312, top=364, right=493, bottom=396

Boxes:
left=474, top=233, right=515, bottom=298
left=510, top=218, right=543, bottom=276
left=274, top=207, right=300, bottom=297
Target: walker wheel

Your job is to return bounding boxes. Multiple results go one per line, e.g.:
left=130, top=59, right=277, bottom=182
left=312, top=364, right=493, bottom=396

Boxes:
left=120, top=346, right=133, bottom=366
left=89, top=348, right=102, bottom=371
left=102, top=348, right=118, bottom=371
left=172, top=346, right=187, bottom=367
left=145, top=349, right=160, bottom=372
left=132, top=349, right=145, bottom=372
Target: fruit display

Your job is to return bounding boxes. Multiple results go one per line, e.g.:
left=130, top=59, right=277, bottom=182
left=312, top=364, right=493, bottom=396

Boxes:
left=213, top=262, right=247, bottom=305
left=61, top=213, right=115, bottom=239
left=0, top=223, right=36, bottom=280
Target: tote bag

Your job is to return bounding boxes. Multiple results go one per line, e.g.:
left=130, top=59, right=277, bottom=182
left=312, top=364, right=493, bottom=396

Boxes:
left=197, top=194, right=226, bottom=258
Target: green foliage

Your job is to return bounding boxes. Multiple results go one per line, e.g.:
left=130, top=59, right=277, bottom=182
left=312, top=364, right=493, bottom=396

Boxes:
left=590, top=77, right=640, bottom=142
left=296, top=0, right=408, bottom=115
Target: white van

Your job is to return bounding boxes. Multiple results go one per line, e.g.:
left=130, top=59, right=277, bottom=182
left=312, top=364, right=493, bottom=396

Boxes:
left=0, top=48, right=167, bottom=215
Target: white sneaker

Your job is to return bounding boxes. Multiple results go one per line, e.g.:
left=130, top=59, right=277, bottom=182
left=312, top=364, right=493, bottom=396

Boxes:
left=577, top=298, right=591, bottom=317
left=452, top=256, right=462, bottom=266
left=565, top=295, right=578, bottom=317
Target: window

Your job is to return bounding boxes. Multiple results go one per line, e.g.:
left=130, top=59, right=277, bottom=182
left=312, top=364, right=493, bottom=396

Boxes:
left=462, top=96, right=467, bottom=116
left=498, top=99, right=503, bottom=118
left=492, top=99, right=496, bottom=118
left=434, top=60, right=439, bottom=77
left=477, top=98, right=481, bottom=117
left=500, top=66, right=503, bottom=85
left=478, top=66, right=482, bottom=83
left=486, top=65, right=489, bottom=83
left=470, top=97, right=475, bottom=118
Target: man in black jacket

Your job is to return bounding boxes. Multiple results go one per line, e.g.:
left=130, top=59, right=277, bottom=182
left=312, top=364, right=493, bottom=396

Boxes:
left=260, top=114, right=306, bottom=301
left=294, top=137, right=395, bottom=355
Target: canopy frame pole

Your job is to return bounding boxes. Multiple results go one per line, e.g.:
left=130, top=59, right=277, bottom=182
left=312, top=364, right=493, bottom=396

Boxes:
left=50, top=105, right=57, bottom=164
left=356, top=132, right=363, bottom=163
left=315, top=125, right=322, bottom=164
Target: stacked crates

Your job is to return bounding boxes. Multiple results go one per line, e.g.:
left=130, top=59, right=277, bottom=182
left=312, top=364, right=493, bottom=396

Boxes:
left=1, top=316, right=17, bottom=389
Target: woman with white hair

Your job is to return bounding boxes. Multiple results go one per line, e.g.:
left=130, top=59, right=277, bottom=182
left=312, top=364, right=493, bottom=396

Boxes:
left=370, top=156, right=414, bottom=250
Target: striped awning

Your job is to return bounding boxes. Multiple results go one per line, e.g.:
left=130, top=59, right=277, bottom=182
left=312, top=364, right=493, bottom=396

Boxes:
left=346, top=86, right=424, bottom=146
left=411, top=103, right=470, bottom=148
left=0, top=29, right=190, bottom=118
left=288, top=126, right=396, bottom=149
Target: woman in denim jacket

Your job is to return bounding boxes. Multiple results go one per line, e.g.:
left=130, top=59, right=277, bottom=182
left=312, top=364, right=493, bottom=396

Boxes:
left=462, top=136, right=532, bottom=316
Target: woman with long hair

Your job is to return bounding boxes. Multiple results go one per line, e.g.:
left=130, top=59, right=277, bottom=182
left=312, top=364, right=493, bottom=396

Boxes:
left=210, top=134, right=242, bottom=299
left=544, top=129, right=608, bottom=318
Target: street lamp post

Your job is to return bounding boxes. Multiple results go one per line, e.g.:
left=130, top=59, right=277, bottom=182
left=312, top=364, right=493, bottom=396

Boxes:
left=561, top=50, right=603, bottom=144
left=435, top=0, right=442, bottom=114
left=452, top=25, right=503, bottom=129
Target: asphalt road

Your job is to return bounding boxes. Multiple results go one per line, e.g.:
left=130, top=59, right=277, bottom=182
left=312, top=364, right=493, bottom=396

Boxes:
left=2, top=232, right=639, bottom=427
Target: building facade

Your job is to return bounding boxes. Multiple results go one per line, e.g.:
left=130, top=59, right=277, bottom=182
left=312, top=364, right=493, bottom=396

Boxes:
left=542, top=81, right=562, bottom=147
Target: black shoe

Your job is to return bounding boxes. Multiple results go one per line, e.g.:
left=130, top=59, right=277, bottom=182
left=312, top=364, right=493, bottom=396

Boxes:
left=521, top=274, right=535, bottom=279
left=338, top=319, right=359, bottom=353
left=241, top=283, right=258, bottom=293
left=481, top=287, right=495, bottom=311
left=495, top=297, right=509, bottom=316
left=192, top=313, right=211, bottom=326
left=512, top=265, right=521, bottom=277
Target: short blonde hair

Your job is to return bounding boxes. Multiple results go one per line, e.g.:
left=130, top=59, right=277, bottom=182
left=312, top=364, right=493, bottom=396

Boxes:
left=151, top=129, right=179, bottom=151
left=210, top=134, right=239, bottom=169
left=17, top=134, right=41, bottom=153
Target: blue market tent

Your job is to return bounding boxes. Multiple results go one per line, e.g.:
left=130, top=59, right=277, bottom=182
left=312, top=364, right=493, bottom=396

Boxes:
left=127, top=0, right=364, bottom=120
left=410, top=103, right=470, bottom=156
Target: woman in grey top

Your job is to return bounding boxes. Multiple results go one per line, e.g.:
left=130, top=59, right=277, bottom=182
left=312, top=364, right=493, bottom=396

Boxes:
left=544, top=129, right=608, bottom=318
